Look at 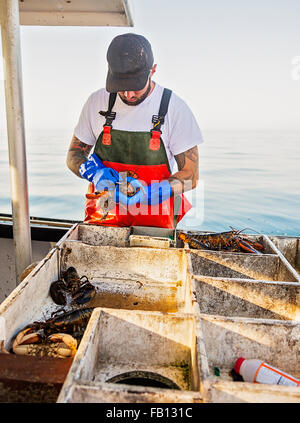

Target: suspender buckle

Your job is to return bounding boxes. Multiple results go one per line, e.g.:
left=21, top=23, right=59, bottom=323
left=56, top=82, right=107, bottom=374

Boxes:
left=99, top=111, right=116, bottom=127
left=152, top=115, right=165, bottom=131
left=149, top=129, right=161, bottom=151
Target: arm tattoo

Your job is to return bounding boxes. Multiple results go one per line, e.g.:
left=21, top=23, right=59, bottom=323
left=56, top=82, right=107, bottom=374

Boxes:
left=174, top=152, right=186, bottom=171
left=67, top=135, right=93, bottom=177
left=174, top=146, right=198, bottom=171
left=168, top=146, right=199, bottom=194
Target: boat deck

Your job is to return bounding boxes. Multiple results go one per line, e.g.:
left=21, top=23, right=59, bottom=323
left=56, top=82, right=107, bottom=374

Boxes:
left=0, top=223, right=300, bottom=403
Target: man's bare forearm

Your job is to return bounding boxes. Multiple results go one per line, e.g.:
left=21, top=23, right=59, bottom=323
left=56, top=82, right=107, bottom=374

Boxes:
left=168, top=146, right=199, bottom=195
left=66, top=135, right=93, bottom=177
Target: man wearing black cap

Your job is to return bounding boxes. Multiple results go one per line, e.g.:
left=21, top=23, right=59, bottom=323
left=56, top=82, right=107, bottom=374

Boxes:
left=67, top=33, right=203, bottom=228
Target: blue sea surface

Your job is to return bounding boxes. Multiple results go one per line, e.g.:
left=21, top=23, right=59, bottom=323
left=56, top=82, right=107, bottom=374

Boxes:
left=0, top=129, right=299, bottom=236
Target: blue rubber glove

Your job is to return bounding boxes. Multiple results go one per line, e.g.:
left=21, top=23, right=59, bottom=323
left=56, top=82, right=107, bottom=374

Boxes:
left=79, top=153, right=121, bottom=191
left=117, top=180, right=173, bottom=207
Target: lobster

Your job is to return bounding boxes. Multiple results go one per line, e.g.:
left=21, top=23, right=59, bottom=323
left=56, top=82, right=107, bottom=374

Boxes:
left=178, top=227, right=265, bottom=254
left=86, top=170, right=140, bottom=200
left=18, top=307, right=94, bottom=340
left=35, top=307, right=94, bottom=337
left=11, top=307, right=94, bottom=358
left=49, top=266, right=96, bottom=306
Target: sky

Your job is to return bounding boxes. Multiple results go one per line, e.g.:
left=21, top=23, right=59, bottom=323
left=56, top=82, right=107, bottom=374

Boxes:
left=1, top=0, right=300, bottom=134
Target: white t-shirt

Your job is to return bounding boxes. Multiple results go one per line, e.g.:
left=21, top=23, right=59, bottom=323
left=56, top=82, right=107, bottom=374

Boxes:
left=74, top=82, right=203, bottom=172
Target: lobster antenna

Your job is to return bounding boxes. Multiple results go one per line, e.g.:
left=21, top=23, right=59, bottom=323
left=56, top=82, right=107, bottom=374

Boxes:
left=230, top=226, right=262, bottom=235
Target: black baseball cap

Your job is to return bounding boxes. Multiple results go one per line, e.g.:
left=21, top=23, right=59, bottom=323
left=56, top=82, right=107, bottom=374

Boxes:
left=106, top=33, right=154, bottom=93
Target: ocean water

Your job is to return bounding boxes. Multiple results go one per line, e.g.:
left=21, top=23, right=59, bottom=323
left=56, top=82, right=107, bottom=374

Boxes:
left=0, top=129, right=299, bottom=236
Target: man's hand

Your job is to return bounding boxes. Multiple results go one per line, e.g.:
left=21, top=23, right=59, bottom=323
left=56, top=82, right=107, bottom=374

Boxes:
left=79, top=153, right=120, bottom=191
left=66, top=135, right=122, bottom=191
left=116, top=180, right=173, bottom=206
left=116, top=143, right=199, bottom=207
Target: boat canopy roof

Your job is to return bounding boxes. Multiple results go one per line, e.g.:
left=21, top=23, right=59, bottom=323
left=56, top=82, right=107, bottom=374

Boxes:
left=19, top=0, right=133, bottom=26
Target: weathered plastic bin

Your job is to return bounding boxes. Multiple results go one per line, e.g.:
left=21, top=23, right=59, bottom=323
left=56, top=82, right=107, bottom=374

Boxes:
left=197, top=314, right=300, bottom=403
left=0, top=240, right=190, bottom=352
left=57, top=381, right=202, bottom=403
left=183, top=233, right=300, bottom=282
left=59, top=223, right=131, bottom=247
left=61, top=223, right=175, bottom=248
left=57, top=308, right=202, bottom=403
left=1, top=224, right=300, bottom=403
left=189, top=250, right=300, bottom=281
left=59, top=241, right=190, bottom=313
left=192, top=276, right=300, bottom=320
left=269, top=235, right=300, bottom=274
left=0, top=248, right=61, bottom=350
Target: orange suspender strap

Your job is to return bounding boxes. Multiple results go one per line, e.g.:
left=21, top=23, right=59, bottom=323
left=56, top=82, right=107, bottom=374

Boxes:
left=99, top=93, right=117, bottom=146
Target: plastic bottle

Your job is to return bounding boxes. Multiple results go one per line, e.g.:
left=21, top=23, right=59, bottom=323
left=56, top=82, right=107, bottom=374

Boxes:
left=234, top=357, right=300, bottom=387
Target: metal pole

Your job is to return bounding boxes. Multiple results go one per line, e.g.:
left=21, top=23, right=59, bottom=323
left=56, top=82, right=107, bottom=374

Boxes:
left=0, top=0, right=32, bottom=284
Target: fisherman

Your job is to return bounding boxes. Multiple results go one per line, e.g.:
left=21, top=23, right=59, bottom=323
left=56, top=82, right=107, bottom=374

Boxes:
left=67, top=33, right=203, bottom=228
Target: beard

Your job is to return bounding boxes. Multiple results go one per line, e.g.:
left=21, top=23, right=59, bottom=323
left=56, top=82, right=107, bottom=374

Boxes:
left=118, top=79, right=152, bottom=106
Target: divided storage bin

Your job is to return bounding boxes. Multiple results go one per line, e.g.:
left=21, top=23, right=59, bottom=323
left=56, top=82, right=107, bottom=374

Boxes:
left=0, top=224, right=300, bottom=403
left=57, top=308, right=202, bottom=403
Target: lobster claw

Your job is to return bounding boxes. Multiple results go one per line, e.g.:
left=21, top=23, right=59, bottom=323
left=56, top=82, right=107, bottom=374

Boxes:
left=50, top=279, right=67, bottom=305
left=251, top=242, right=265, bottom=252
left=47, top=333, right=78, bottom=358
left=71, top=283, right=96, bottom=305
left=49, top=267, right=96, bottom=305
left=238, top=239, right=262, bottom=254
